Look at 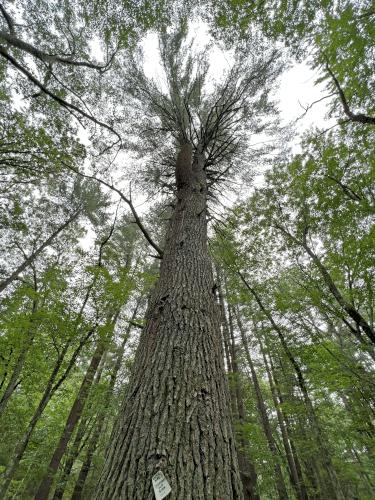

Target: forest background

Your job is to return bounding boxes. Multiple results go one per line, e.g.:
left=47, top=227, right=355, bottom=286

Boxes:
left=0, top=0, right=374, bottom=499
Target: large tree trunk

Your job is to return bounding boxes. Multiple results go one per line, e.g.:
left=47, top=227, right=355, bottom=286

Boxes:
left=96, top=144, right=243, bottom=499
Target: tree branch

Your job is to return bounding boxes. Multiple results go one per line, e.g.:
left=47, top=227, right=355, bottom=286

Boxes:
left=274, top=222, right=375, bottom=345
left=325, top=63, right=375, bottom=125
left=98, top=203, right=120, bottom=268
left=325, top=174, right=363, bottom=202
left=0, top=45, right=122, bottom=147
left=0, top=18, right=116, bottom=72
left=64, top=163, right=164, bottom=258
left=296, top=93, right=336, bottom=121
left=0, top=3, right=15, bottom=34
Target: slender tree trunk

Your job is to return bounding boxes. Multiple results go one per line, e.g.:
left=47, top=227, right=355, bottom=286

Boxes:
left=0, top=210, right=79, bottom=294
left=265, top=358, right=303, bottom=485
left=350, top=447, right=375, bottom=494
left=71, top=303, right=139, bottom=499
left=96, top=144, right=243, bottom=499
left=35, top=340, right=106, bottom=500
left=265, top=356, right=310, bottom=498
left=217, top=268, right=233, bottom=373
left=234, top=311, right=288, bottom=499
left=70, top=418, right=103, bottom=500
left=274, top=226, right=375, bottom=345
left=271, top=353, right=323, bottom=499
left=0, top=238, right=103, bottom=497
left=303, top=240, right=375, bottom=344
left=227, top=355, right=259, bottom=500
left=51, top=350, right=107, bottom=500
left=217, top=278, right=259, bottom=500
left=52, top=387, right=97, bottom=500
left=0, top=341, right=28, bottom=415
left=0, top=326, right=95, bottom=498
left=239, top=275, right=346, bottom=499
left=0, top=293, right=39, bottom=415
left=53, top=304, right=139, bottom=500
left=0, top=343, right=70, bottom=498
left=258, top=335, right=309, bottom=500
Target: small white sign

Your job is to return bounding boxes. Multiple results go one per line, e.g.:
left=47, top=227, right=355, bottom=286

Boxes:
left=152, top=471, right=171, bottom=500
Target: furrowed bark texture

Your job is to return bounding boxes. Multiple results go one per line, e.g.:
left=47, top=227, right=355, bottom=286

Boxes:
left=96, top=143, right=243, bottom=499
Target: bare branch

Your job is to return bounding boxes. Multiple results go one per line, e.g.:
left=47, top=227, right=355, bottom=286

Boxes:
left=0, top=45, right=122, bottom=147
left=0, top=30, right=116, bottom=72
left=325, top=63, right=375, bottom=125
left=295, top=93, right=336, bottom=121
left=63, top=162, right=164, bottom=258
left=0, top=3, right=15, bottom=34
left=98, top=202, right=120, bottom=268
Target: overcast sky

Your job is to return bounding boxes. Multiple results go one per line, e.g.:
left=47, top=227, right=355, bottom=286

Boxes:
left=79, top=25, right=336, bottom=249
left=141, top=27, right=335, bottom=136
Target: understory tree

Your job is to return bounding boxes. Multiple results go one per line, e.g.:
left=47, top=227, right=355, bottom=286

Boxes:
left=211, top=120, right=374, bottom=499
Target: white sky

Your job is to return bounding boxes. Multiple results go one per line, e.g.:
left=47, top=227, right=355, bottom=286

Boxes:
left=141, top=28, right=335, bottom=134
left=79, top=27, right=336, bottom=249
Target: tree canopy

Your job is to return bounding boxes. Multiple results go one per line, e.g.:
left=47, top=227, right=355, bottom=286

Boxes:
left=0, top=1, right=374, bottom=499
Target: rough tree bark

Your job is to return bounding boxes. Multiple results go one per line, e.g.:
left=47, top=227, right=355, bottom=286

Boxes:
left=96, top=143, right=243, bottom=499
left=70, top=303, right=140, bottom=499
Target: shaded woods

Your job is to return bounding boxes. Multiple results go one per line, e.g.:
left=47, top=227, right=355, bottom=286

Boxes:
left=0, top=0, right=374, bottom=498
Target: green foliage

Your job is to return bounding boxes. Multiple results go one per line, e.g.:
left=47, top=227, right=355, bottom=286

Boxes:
left=212, top=121, right=374, bottom=496
left=208, top=0, right=375, bottom=123
left=1, top=1, right=374, bottom=498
